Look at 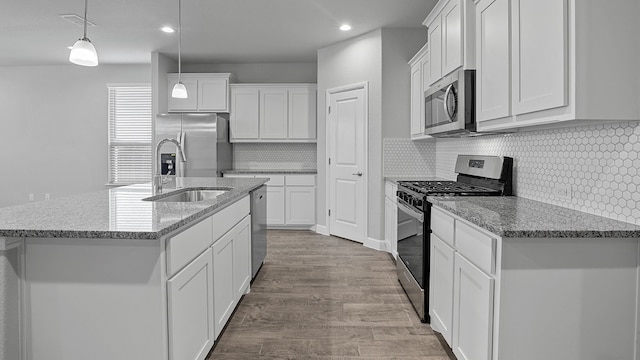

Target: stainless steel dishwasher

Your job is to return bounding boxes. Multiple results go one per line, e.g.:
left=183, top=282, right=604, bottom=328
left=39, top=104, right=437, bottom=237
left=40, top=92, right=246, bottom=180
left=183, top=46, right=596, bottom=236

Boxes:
left=250, top=185, right=267, bottom=280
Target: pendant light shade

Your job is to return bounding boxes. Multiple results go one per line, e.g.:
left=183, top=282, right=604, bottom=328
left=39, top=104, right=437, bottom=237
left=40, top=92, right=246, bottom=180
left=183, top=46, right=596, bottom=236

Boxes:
left=172, top=82, right=188, bottom=98
left=69, top=0, right=98, bottom=66
left=171, top=0, right=187, bottom=98
left=69, top=38, right=98, bottom=66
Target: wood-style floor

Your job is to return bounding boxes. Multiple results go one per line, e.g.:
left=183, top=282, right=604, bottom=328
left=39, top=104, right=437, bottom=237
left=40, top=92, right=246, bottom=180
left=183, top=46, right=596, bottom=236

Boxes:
left=208, top=230, right=457, bottom=359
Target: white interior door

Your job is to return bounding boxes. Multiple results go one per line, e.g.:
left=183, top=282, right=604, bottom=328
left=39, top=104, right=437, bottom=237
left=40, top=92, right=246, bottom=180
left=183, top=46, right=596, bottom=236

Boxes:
left=328, top=85, right=367, bottom=243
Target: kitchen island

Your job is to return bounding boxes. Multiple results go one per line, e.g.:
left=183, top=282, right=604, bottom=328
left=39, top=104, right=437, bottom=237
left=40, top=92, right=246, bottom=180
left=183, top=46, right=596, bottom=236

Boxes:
left=426, top=196, right=640, bottom=360
left=0, top=177, right=267, bottom=360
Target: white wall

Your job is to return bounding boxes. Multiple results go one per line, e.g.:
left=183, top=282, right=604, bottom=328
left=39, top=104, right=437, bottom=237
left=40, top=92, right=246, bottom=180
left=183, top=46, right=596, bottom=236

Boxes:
left=182, top=62, right=317, bottom=83
left=0, top=64, right=151, bottom=207
left=316, top=28, right=426, bottom=241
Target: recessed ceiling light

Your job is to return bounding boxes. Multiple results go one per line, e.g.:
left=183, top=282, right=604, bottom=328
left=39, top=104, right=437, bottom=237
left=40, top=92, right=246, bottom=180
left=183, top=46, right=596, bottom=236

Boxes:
left=340, top=24, right=352, bottom=31
left=161, top=26, right=175, bottom=33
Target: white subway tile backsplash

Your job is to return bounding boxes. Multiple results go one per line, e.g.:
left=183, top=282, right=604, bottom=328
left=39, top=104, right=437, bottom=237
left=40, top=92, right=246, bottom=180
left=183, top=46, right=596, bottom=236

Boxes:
left=383, top=138, right=436, bottom=177
left=435, top=121, right=640, bottom=225
left=234, top=143, right=317, bottom=170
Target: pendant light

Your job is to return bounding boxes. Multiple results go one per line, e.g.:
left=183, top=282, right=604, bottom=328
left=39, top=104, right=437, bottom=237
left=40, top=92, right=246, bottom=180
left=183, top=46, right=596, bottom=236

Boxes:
left=171, top=0, right=188, bottom=98
left=69, top=0, right=99, bottom=66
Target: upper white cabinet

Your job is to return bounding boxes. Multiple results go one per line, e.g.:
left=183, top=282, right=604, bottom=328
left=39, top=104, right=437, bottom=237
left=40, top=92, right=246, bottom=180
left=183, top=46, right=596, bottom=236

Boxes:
left=424, top=0, right=475, bottom=85
left=168, top=73, right=236, bottom=113
left=409, top=44, right=431, bottom=140
left=475, top=0, right=640, bottom=131
left=230, top=84, right=317, bottom=143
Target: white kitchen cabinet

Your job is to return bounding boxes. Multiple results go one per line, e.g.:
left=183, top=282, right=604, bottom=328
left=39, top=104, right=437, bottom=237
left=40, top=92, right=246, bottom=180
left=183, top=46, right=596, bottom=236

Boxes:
left=167, top=248, right=214, bottom=360
left=285, top=187, right=316, bottom=225
left=260, top=88, right=288, bottom=139
left=441, top=0, right=463, bottom=76
left=409, top=44, right=430, bottom=140
left=224, top=173, right=316, bottom=228
left=233, top=215, right=252, bottom=299
left=266, top=186, right=286, bottom=225
left=452, top=253, right=494, bottom=360
left=384, top=181, right=398, bottom=257
left=230, top=84, right=317, bottom=143
left=476, top=0, right=640, bottom=131
left=475, top=0, right=510, bottom=122
left=427, top=20, right=443, bottom=85
left=429, top=235, right=455, bottom=345
left=288, top=87, right=317, bottom=140
left=167, top=73, right=235, bottom=113
left=212, top=225, right=235, bottom=339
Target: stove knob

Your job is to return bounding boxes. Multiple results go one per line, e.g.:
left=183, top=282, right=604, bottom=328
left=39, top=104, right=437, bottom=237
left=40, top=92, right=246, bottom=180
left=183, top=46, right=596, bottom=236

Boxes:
left=415, top=199, right=423, bottom=208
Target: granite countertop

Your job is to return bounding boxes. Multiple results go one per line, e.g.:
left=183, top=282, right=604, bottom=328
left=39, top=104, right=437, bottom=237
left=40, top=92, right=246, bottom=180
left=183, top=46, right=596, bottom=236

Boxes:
left=224, top=169, right=317, bottom=174
left=429, top=196, right=640, bottom=238
left=0, top=177, right=267, bottom=240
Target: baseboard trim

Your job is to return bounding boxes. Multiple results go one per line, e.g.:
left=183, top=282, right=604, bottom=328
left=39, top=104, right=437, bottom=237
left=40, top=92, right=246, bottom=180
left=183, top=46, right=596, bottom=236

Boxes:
left=364, top=237, right=387, bottom=251
left=315, top=225, right=329, bottom=236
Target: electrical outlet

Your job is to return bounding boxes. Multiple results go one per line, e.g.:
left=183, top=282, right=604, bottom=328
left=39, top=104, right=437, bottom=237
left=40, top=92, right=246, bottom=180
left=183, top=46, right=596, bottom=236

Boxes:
left=45, top=193, right=50, bottom=200
left=553, top=184, right=572, bottom=201
left=29, top=193, right=34, bottom=202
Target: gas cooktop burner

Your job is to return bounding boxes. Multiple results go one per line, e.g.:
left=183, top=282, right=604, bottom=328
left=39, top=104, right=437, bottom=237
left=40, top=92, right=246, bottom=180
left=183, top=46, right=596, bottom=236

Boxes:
left=397, top=180, right=501, bottom=196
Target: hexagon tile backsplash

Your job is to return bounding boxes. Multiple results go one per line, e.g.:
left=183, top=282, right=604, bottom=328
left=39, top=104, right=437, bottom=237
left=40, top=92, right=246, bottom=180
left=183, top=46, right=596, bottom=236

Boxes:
left=383, top=139, right=437, bottom=177
left=435, top=120, right=640, bottom=225
left=234, top=143, right=317, bottom=170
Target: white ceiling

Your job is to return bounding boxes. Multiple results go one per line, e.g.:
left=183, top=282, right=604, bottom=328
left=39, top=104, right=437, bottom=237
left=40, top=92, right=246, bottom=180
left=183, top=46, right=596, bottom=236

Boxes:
left=0, top=0, right=437, bottom=66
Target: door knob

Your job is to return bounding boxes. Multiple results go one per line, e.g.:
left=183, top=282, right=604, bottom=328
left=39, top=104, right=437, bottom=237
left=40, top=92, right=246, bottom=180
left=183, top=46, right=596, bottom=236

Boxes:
left=352, top=172, right=363, bottom=177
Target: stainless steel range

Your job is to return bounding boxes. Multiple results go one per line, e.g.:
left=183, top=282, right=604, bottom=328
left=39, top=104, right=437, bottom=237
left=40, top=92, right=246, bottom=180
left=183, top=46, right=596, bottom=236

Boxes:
left=396, top=155, right=513, bottom=322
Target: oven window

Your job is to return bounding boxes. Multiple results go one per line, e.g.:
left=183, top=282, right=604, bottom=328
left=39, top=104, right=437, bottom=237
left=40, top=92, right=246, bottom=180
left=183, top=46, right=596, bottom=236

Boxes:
left=396, top=208, right=424, bottom=287
left=425, top=81, right=457, bottom=129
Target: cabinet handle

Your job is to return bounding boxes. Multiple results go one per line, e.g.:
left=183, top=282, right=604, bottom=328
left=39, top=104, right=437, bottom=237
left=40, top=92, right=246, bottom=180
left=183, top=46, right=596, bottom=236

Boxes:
left=352, top=172, right=363, bottom=177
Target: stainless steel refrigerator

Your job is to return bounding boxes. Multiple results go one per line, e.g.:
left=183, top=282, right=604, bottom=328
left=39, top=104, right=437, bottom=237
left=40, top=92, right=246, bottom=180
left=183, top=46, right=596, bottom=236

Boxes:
left=155, top=113, right=232, bottom=177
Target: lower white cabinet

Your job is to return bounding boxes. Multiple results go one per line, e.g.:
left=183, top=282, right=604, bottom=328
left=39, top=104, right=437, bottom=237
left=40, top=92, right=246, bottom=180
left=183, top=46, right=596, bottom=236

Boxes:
left=429, top=235, right=454, bottom=345
left=384, top=181, right=398, bottom=257
left=233, top=216, right=252, bottom=299
left=167, top=248, right=214, bottom=360
left=452, top=253, right=494, bottom=360
left=285, top=187, right=316, bottom=225
left=212, top=227, right=236, bottom=339
left=225, top=173, right=316, bottom=227
left=266, top=186, right=286, bottom=225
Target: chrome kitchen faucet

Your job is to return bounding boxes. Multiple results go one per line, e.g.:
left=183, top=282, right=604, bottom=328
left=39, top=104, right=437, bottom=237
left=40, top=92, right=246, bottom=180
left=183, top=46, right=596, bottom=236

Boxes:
left=155, top=138, right=186, bottom=193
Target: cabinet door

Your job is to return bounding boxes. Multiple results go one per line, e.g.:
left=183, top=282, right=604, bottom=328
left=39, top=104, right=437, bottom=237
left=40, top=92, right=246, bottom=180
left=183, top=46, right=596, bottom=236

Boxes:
left=442, top=0, right=463, bottom=76
left=212, top=230, right=235, bottom=339
left=428, top=17, right=443, bottom=85
left=198, top=77, right=229, bottom=112
left=266, top=186, right=285, bottom=225
left=260, top=88, right=288, bottom=139
left=512, top=0, right=568, bottom=115
left=167, top=248, right=214, bottom=360
left=285, top=186, right=315, bottom=225
left=476, top=0, right=511, bottom=122
left=429, top=235, right=455, bottom=345
left=421, top=52, right=431, bottom=94
left=452, top=253, right=494, bottom=360
left=410, top=61, right=424, bottom=137
left=288, top=88, right=317, bottom=140
left=168, top=77, right=198, bottom=111
left=233, top=216, right=252, bottom=299
left=384, top=196, right=397, bottom=257
left=230, top=87, right=260, bottom=141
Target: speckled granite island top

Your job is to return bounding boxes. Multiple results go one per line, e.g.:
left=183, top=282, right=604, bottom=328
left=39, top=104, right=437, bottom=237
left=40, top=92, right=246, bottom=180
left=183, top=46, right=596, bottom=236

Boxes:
left=0, top=177, right=267, bottom=240
left=223, top=169, right=317, bottom=174
left=428, top=196, right=640, bottom=238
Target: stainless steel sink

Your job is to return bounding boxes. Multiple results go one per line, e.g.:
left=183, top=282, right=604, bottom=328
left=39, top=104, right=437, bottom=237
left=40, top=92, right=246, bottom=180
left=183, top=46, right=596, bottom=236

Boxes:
left=145, top=188, right=232, bottom=202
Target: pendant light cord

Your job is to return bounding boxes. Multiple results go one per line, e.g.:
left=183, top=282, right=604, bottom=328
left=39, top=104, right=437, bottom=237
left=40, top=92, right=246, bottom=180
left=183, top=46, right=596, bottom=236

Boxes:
left=178, top=0, right=182, bottom=82
left=83, top=0, right=88, bottom=39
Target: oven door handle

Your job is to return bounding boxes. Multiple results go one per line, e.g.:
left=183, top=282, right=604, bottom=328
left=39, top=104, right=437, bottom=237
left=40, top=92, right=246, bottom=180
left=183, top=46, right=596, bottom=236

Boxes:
left=397, top=199, right=424, bottom=222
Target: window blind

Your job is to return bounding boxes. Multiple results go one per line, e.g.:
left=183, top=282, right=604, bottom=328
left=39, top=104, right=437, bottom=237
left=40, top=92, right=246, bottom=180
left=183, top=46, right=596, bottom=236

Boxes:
left=108, top=85, right=152, bottom=185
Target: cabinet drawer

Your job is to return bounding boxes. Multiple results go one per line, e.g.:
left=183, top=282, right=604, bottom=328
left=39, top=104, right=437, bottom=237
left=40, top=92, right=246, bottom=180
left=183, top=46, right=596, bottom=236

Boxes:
left=213, top=196, right=250, bottom=240
left=432, top=207, right=455, bottom=247
left=263, top=175, right=285, bottom=186
left=455, top=220, right=495, bottom=274
left=167, top=217, right=214, bottom=277
left=285, top=175, right=315, bottom=186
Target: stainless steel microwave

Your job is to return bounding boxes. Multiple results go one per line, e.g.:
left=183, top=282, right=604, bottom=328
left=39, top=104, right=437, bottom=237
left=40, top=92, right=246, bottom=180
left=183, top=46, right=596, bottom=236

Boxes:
left=424, top=69, right=476, bottom=137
